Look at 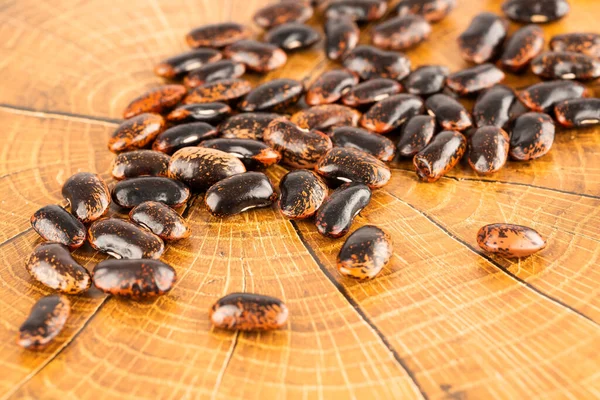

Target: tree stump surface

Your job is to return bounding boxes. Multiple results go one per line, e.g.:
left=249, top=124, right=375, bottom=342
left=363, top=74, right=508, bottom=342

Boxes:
left=0, top=0, right=599, bottom=399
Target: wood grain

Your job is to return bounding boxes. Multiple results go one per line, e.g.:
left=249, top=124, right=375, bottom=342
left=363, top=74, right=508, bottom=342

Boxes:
left=0, top=0, right=599, bottom=399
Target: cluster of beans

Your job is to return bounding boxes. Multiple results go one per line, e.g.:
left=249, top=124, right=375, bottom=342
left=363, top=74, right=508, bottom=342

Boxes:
left=18, top=0, right=598, bottom=345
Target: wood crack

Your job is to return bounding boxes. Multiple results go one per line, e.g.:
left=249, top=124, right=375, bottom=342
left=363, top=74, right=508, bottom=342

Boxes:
left=0, top=104, right=121, bottom=125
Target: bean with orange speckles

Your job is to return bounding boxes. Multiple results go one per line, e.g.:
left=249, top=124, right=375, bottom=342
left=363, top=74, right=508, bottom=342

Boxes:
left=291, top=105, right=361, bottom=132
left=343, top=45, right=411, bottom=81
left=458, top=12, right=508, bottom=64
left=446, top=64, right=505, bottom=96
left=18, top=295, right=70, bottom=350
left=518, top=80, right=591, bottom=113
left=425, top=94, right=472, bottom=131
left=88, top=218, right=165, bottom=260
left=238, top=79, right=304, bottom=112
left=26, top=243, right=91, bottom=294
left=372, top=15, right=432, bottom=51
left=108, top=113, right=166, bottom=153
left=93, top=259, right=176, bottom=299
left=264, top=23, right=321, bottom=51
left=403, top=65, right=448, bottom=96
left=184, top=60, right=246, bottom=89
left=186, top=22, right=252, bottom=48
left=316, top=147, right=391, bottom=189
left=413, top=130, right=466, bottom=182
left=477, top=223, right=546, bottom=258
left=183, top=78, right=252, bottom=104
left=467, top=126, right=510, bottom=175
left=224, top=40, right=287, bottom=73
left=315, top=182, right=371, bottom=238
left=166, top=102, right=231, bottom=124
left=360, top=94, right=423, bottom=134
left=306, top=69, right=358, bottom=106
left=396, top=0, right=456, bottom=22
left=210, top=293, right=288, bottom=331
left=330, top=127, right=396, bottom=162
left=112, top=177, right=190, bottom=209
left=130, top=201, right=190, bottom=241
left=473, top=85, right=516, bottom=129
left=397, top=115, right=436, bottom=157
left=199, top=138, right=281, bottom=170
left=253, top=3, right=313, bottom=30
left=341, top=78, right=403, bottom=107
left=554, top=98, right=600, bottom=128
left=509, top=112, right=555, bottom=161
left=502, top=0, right=569, bottom=24
left=111, top=150, right=171, bottom=180
left=531, top=51, right=600, bottom=81
left=325, top=0, right=387, bottom=22
left=122, top=85, right=187, bottom=119
left=218, top=113, right=287, bottom=140
left=500, top=25, right=544, bottom=73
left=62, top=172, right=111, bottom=224
left=205, top=172, right=277, bottom=217
left=550, top=33, right=600, bottom=59
left=278, top=170, right=328, bottom=220
left=153, top=122, right=217, bottom=155
left=325, top=17, right=359, bottom=61
left=31, top=205, right=86, bottom=250
left=337, top=225, right=392, bottom=280
left=154, top=49, right=222, bottom=79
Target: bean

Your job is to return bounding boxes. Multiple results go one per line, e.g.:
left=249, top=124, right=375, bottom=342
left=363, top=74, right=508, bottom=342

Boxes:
left=306, top=69, right=358, bottom=106
left=26, top=243, right=91, bottom=294
left=360, top=94, right=424, bottom=133
left=315, top=182, right=372, bottom=238
left=403, top=65, right=448, bottom=96
left=473, top=84, right=516, bottom=128
left=396, top=0, right=456, bottom=22
left=199, top=138, right=281, bottom=170
left=341, top=78, right=403, bottom=107
left=205, top=172, right=277, bottom=217
left=502, top=0, right=569, bottom=24
left=414, top=130, right=466, bottom=182
left=152, top=122, right=218, bottom=154
left=467, top=126, right=510, bottom=175
left=184, top=60, right=246, bottom=89
left=500, top=25, right=545, bottom=72
left=31, top=205, right=86, bottom=249
left=330, top=126, right=396, bottom=162
left=518, top=80, right=591, bottom=113
left=183, top=78, right=252, bottom=104
left=397, top=115, right=437, bottom=157
left=18, top=295, right=70, bottom=350
left=253, top=3, right=313, bottom=30
left=62, top=172, right=111, bottom=224
left=218, top=113, right=287, bottom=140
left=316, top=147, right=391, bottom=189
left=477, top=223, right=546, bottom=258
left=325, top=17, right=359, bottom=61
left=112, top=177, right=190, bottom=209
left=264, top=23, right=322, bottom=51
left=264, top=120, right=332, bottom=168
left=458, top=12, right=508, bottom=64
left=446, top=64, right=505, bottom=96
left=154, top=49, right=222, bottom=79
left=93, top=259, right=176, bottom=299
left=337, top=225, right=392, bottom=280
left=122, top=85, right=187, bottom=119
left=130, top=201, right=190, bottom=241
left=550, top=33, right=600, bottom=59
left=290, top=104, right=361, bottom=132
left=531, top=51, right=600, bottom=81
left=554, top=98, right=600, bottom=128
left=343, top=45, right=412, bottom=81
left=166, top=103, right=231, bottom=124
left=278, top=170, right=328, bottom=219
left=509, top=112, right=555, bottom=161
left=111, top=150, right=171, bottom=180
left=209, top=293, right=288, bottom=331
left=186, top=22, right=252, bottom=48
left=108, top=113, right=166, bottom=153
left=325, top=0, right=387, bottom=22
left=372, top=15, right=432, bottom=51
left=224, top=40, right=287, bottom=73
left=238, top=79, right=304, bottom=112
left=88, top=218, right=164, bottom=260
left=425, top=94, right=473, bottom=131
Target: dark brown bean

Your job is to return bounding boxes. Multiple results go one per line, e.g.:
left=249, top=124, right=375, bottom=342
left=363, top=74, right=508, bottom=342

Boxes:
left=531, top=51, right=600, bottom=81
left=396, top=0, right=456, bottom=22
left=186, top=23, right=252, bottom=48
left=111, top=150, right=171, bottom=180
left=93, top=259, right=176, bottom=299
left=341, top=78, right=403, bottom=107
left=337, top=225, right=392, bottom=280
left=122, top=85, right=187, bottom=119
left=360, top=94, right=424, bottom=134
left=315, top=182, right=371, bottom=238
left=316, top=147, right=391, bottom=189
left=205, top=172, right=277, bottom=217
left=425, top=94, right=473, bottom=131
left=26, top=243, right=91, bottom=294
left=500, top=25, right=545, bottom=72
left=446, top=64, right=505, bottom=96
left=467, top=126, right=510, bottom=175
left=184, top=60, right=246, bottom=89
left=224, top=40, right=287, bottom=73
left=330, top=127, right=396, bottom=162
left=199, top=138, right=281, bottom=169
left=166, top=103, right=231, bottom=124
left=278, top=170, right=328, bottom=219
left=413, top=130, right=466, bottom=182
left=509, top=112, right=555, bottom=161
left=130, top=201, right=190, bottom=241
left=108, top=113, right=166, bottom=153
left=325, top=0, right=387, bottom=22
left=254, top=3, right=313, bottom=29
left=502, top=0, right=570, bottom=24
left=209, top=293, right=288, bottom=331
left=372, top=15, right=432, bottom=51
left=218, top=113, right=287, bottom=140
left=264, top=23, right=321, bottom=51
left=550, top=33, right=600, bottom=59
left=403, top=65, right=448, bottom=96
left=31, top=205, right=86, bottom=249
left=397, top=115, right=436, bottom=157
left=554, top=98, right=600, bottom=128
left=473, top=85, right=516, bottom=128
left=112, top=177, right=190, bottom=209
left=18, top=295, right=70, bottom=350
left=153, top=122, right=217, bottom=155
left=477, top=223, right=546, bottom=258
left=290, top=105, right=361, bottom=132
left=183, top=79, right=252, bottom=104
left=62, top=172, right=111, bottom=224
left=458, top=12, right=508, bottom=64
left=343, top=45, right=411, bottom=81
left=238, top=79, right=304, bottom=112
left=305, top=69, right=358, bottom=106
left=518, top=80, right=591, bottom=113
left=88, top=218, right=164, bottom=259
left=264, top=120, right=332, bottom=168
left=325, top=17, right=359, bottom=61
left=154, top=49, right=222, bottom=79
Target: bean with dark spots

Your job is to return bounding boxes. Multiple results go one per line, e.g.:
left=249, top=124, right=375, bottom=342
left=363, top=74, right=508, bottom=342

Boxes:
left=554, top=98, right=600, bottom=128
left=396, top=0, right=456, bottom=22
left=325, top=0, right=387, bottom=22
left=343, top=45, right=412, bottom=81
left=88, top=218, right=164, bottom=260
left=337, top=225, right=392, bottom=280
left=306, top=69, right=358, bottom=106
left=184, top=60, right=245, bottom=89
left=26, top=243, right=91, bottom=294
left=314, top=182, right=371, bottom=238
left=253, top=2, right=313, bottom=30
left=112, top=177, right=190, bottom=209
left=372, top=15, right=432, bottom=51
left=316, top=147, right=391, bottom=189
left=130, top=201, right=190, bottom=241
left=108, top=113, right=166, bottom=153
left=18, top=295, right=70, bottom=350
left=413, top=130, right=466, bottom=182
left=290, top=104, right=361, bottom=132
left=122, top=85, right=187, bottom=119
left=210, top=292, right=288, bottom=331
left=152, top=122, right=218, bottom=154
left=550, top=33, right=600, bottom=59
left=458, top=12, right=508, bottom=64
left=62, top=172, right=111, bottom=224
left=166, top=102, right=231, bottom=124
left=224, top=40, right=287, bottom=73
left=218, top=113, right=287, bottom=140
left=238, top=79, right=304, bottom=112
left=264, top=23, right=322, bottom=51
left=508, top=99, right=530, bottom=122
left=397, top=115, right=436, bottom=157
left=518, top=80, right=591, bottom=113
left=154, top=49, right=222, bottom=79
left=509, top=112, right=555, bottom=161
left=473, top=85, right=516, bottom=128
left=502, top=0, right=570, bottom=24
left=205, top=172, right=277, bottom=217
left=446, top=64, right=505, bottom=96
left=183, top=78, right=252, bottom=104
left=93, top=259, right=176, bottom=299
left=31, top=205, right=86, bottom=250
left=500, top=25, right=545, bottom=72
left=111, top=150, right=171, bottom=180
left=168, top=147, right=246, bottom=191
left=360, top=94, right=424, bottom=134
left=467, top=126, right=510, bottom=175
left=341, top=78, right=403, bottom=107
left=278, top=170, right=328, bottom=220
left=186, top=22, right=252, bottom=48
left=531, top=51, right=600, bottom=81
left=325, top=17, right=359, bottom=61
left=264, top=120, right=332, bottom=168
left=477, top=223, right=546, bottom=258
left=330, top=127, right=396, bottom=162
left=403, top=65, right=448, bottom=96
left=425, top=94, right=473, bottom=131
left=199, top=138, right=281, bottom=170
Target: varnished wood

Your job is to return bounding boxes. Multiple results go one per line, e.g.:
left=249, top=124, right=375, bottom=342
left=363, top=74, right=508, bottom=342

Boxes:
left=0, top=0, right=599, bottom=399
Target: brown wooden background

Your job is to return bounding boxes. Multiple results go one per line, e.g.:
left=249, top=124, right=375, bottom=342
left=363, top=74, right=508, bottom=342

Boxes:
left=0, top=0, right=599, bottom=398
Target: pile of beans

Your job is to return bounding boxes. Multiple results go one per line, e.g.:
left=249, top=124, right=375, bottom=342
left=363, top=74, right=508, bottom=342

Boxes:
left=19, top=0, right=597, bottom=348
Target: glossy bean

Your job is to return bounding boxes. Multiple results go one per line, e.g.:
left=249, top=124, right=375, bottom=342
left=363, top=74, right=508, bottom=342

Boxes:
left=264, top=120, right=332, bottom=168
left=550, top=33, right=600, bottom=59
left=199, top=138, right=281, bottom=169
left=477, top=223, right=546, bottom=258
left=337, top=225, right=392, bottom=280
left=500, top=25, right=545, bottom=72
left=502, top=0, right=570, bottom=24
left=403, top=65, right=448, bottom=96
left=467, top=126, right=510, bottom=175
left=31, top=205, right=86, bottom=249
left=316, top=147, right=391, bottom=189
left=458, top=12, right=508, bottom=64
left=62, top=172, right=111, bottom=224
left=360, top=94, right=424, bottom=133
left=306, top=69, right=358, bottom=106
left=152, top=122, right=218, bottom=154
left=130, top=201, right=190, bottom=241
left=112, top=177, right=190, bottom=209
left=397, top=115, right=436, bottom=157
left=239, top=79, right=304, bottom=112
left=413, top=130, right=466, bottom=182
left=278, top=170, right=328, bottom=219
left=554, top=98, right=600, bottom=128
left=425, top=94, right=473, bottom=131
left=330, top=127, right=396, bottom=161
left=325, top=17, right=359, bottom=61
left=531, top=51, right=600, bottom=81
left=343, top=45, right=411, bottom=81
left=396, top=0, right=456, bottom=22
left=18, top=295, right=70, bottom=350
left=372, top=15, right=432, bottom=51
left=253, top=2, right=313, bottom=29
left=264, top=23, right=321, bottom=51
left=325, top=0, right=387, bottom=22
left=108, top=113, right=166, bottom=153
left=209, top=293, right=288, bottom=331
left=186, top=22, right=252, bottom=48
left=184, top=60, right=246, bottom=89
left=205, top=172, right=277, bottom=217
left=122, top=85, right=187, bottom=119
left=314, top=182, right=372, bottom=238
left=341, top=78, right=403, bottom=107
left=111, top=150, right=171, bottom=180
left=88, top=218, right=164, bottom=260
left=518, top=80, right=591, bottom=113
left=290, top=104, right=361, bottom=132
left=218, top=113, right=287, bottom=140
left=166, top=103, right=231, bottom=124
left=473, top=85, right=516, bottom=128
left=509, top=112, right=555, bottom=161
left=446, top=64, right=505, bottom=96
left=224, top=40, right=287, bottom=73
left=26, top=243, right=91, bottom=294
left=154, top=49, right=222, bottom=79
left=183, top=79, right=252, bottom=104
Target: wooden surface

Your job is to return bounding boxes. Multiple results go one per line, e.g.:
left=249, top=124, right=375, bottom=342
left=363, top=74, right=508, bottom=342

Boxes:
left=0, top=0, right=599, bottom=398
